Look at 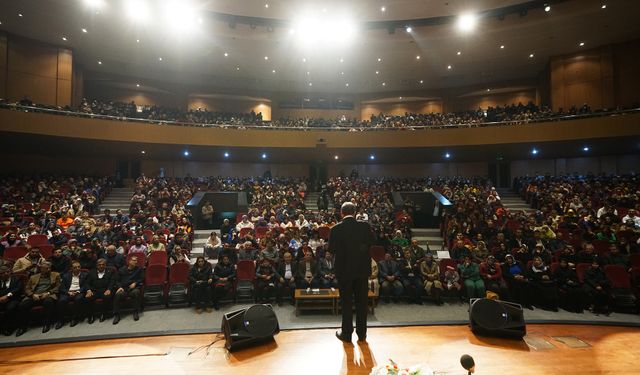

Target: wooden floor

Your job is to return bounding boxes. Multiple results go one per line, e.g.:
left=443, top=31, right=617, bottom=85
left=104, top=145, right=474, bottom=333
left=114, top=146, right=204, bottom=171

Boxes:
left=0, top=324, right=638, bottom=374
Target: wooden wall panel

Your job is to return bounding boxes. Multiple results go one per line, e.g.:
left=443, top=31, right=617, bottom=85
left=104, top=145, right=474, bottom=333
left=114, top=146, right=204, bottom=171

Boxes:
left=188, top=97, right=272, bottom=121
left=452, top=90, right=537, bottom=112
left=7, top=39, right=58, bottom=79
left=7, top=72, right=57, bottom=104
left=360, top=101, right=443, bottom=121
left=614, top=40, right=640, bottom=107
left=57, top=49, right=73, bottom=80
left=56, top=79, right=72, bottom=107
left=84, top=83, right=185, bottom=109
left=272, top=107, right=359, bottom=122
left=0, top=34, right=7, bottom=99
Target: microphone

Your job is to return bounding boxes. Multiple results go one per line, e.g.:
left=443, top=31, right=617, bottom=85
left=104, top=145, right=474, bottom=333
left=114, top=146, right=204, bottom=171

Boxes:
left=460, top=354, right=475, bottom=374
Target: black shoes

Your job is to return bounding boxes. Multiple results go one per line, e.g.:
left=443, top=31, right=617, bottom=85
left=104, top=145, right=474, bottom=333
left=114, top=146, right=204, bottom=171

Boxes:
left=54, top=321, right=64, bottom=330
left=99, top=314, right=106, bottom=323
left=42, top=324, right=51, bottom=333
left=335, top=330, right=352, bottom=343
left=70, top=318, right=79, bottom=327
left=112, top=314, right=121, bottom=325
left=87, top=315, right=95, bottom=324
left=133, top=311, right=140, bottom=321
left=15, top=327, right=27, bottom=337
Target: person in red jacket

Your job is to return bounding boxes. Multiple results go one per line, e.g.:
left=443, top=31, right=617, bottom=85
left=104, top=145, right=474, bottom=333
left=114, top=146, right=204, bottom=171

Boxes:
left=480, top=255, right=509, bottom=300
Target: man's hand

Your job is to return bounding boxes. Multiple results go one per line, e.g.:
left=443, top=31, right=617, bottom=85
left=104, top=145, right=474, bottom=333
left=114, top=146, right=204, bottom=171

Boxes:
left=32, top=294, right=41, bottom=301
left=86, top=290, right=94, bottom=298
left=279, top=278, right=285, bottom=284
left=129, top=282, right=136, bottom=289
left=116, top=287, right=124, bottom=294
left=104, top=290, right=111, bottom=296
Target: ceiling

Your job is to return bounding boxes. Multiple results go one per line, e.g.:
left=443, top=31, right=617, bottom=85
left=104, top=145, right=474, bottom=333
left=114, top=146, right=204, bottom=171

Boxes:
left=1, top=0, right=639, bottom=96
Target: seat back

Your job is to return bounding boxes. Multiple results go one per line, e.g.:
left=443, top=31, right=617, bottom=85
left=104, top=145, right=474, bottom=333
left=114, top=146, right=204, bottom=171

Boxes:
left=239, top=227, right=253, bottom=238
left=604, top=264, right=631, bottom=289
left=318, top=226, right=331, bottom=240
left=145, top=264, right=167, bottom=287
left=39, top=245, right=54, bottom=259
left=169, top=261, right=190, bottom=284
left=629, top=253, right=640, bottom=268
left=4, top=246, right=28, bottom=261
left=148, top=251, right=168, bottom=266
left=255, top=226, right=269, bottom=238
left=438, top=258, right=458, bottom=277
left=27, top=234, right=49, bottom=247
left=591, top=239, right=610, bottom=256
left=236, top=260, right=256, bottom=281
left=576, top=263, right=591, bottom=283
left=550, top=262, right=559, bottom=274
left=369, top=245, right=386, bottom=262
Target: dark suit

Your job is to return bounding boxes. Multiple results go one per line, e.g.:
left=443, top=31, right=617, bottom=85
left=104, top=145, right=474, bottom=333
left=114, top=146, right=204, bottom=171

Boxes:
left=58, top=271, right=89, bottom=320
left=86, top=268, right=116, bottom=316
left=276, top=260, right=298, bottom=300
left=0, top=276, right=23, bottom=332
left=329, top=216, right=374, bottom=339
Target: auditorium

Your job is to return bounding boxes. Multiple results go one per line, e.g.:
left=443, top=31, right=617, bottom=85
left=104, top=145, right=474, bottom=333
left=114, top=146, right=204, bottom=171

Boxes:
left=1, top=0, right=639, bottom=374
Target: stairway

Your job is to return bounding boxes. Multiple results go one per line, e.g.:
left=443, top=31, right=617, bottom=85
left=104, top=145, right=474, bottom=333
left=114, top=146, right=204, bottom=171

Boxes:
left=190, top=229, right=219, bottom=266
left=411, top=227, right=445, bottom=253
left=304, top=191, right=320, bottom=211
left=497, top=189, right=536, bottom=213
left=98, top=188, right=133, bottom=214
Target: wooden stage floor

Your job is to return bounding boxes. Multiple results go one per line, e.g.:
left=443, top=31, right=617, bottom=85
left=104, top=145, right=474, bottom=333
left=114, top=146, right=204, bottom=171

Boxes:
left=0, top=324, right=638, bottom=374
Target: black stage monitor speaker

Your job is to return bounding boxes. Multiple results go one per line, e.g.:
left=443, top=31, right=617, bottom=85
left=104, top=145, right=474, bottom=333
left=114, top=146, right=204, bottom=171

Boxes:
left=221, top=304, right=280, bottom=351
left=469, top=298, right=526, bottom=339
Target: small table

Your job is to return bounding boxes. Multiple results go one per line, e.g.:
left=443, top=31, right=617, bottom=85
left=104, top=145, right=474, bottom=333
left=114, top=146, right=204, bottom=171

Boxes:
left=294, top=289, right=338, bottom=316
left=334, top=290, right=377, bottom=315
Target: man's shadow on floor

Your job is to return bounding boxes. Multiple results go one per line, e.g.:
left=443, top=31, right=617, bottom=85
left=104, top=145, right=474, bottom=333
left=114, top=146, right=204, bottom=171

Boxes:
left=343, top=341, right=376, bottom=374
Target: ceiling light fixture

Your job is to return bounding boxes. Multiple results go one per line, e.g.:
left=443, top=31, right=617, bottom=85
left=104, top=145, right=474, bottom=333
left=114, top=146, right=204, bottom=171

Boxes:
left=125, top=0, right=149, bottom=23
left=61, top=36, right=68, bottom=41
left=82, top=28, right=88, bottom=33
left=457, top=51, right=462, bottom=55
left=601, top=4, right=607, bottom=9
left=381, top=6, right=386, bottom=12
left=416, top=55, right=421, bottom=60
left=224, top=152, right=230, bottom=158
left=500, top=45, right=505, bottom=49
left=141, top=150, right=146, bottom=154
left=224, top=52, right=228, bottom=57
left=377, top=57, right=382, bottom=62
left=405, top=26, right=412, bottom=33
left=265, top=3, right=269, bottom=8
left=579, top=42, right=585, bottom=46
left=457, top=13, right=478, bottom=32
left=529, top=53, right=534, bottom=58
left=18, top=13, right=23, bottom=17
left=419, top=80, right=424, bottom=84
left=264, top=56, right=268, bottom=60
left=136, top=83, right=140, bottom=87
left=334, top=155, right=339, bottom=160
left=345, top=83, right=349, bottom=87
left=447, top=65, right=452, bottom=70
left=97, top=60, right=102, bottom=65
left=544, top=4, right=551, bottom=12
left=158, top=57, right=163, bottom=61
left=382, top=82, right=386, bottom=86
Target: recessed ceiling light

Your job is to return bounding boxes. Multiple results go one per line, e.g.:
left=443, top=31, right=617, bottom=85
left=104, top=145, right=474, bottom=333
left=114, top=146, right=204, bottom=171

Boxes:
left=141, top=150, right=146, bottom=154
left=419, top=80, right=424, bottom=84
left=82, top=28, right=88, bottom=33
left=544, top=4, right=551, bottom=12
left=375, top=70, right=379, bottom=75
left=582, top=146, right=590, bottom=152
left=369, top=154, right=375, bottom=160
left=445, top=153, right=451, bottom=159
left=261, top=153, right=267, bottom=159
left=224, top=152, right=230, bottom=158
left=340, top=71, right=344, bottom=75
left=136, top=39, right=140, bottom=43
left=447, top=65, right=452, bottom=70
left=339, top=58, right=344, bottom=63
left=272, top=69, right=276, bottom=73
left=302, top=57, right=306, bottom=62
left=184, top=150, right=190, bottom=157
left=264, top=56, right=268, bottom=60
left=457, top=51, right=462, bottom=55
left=236, top=67, right=240, bottom=71
left=531, top=148, right=538, bottom=155
left=382, top=82, right=386, bottom=86
left=345, top=83, right=349, bottom=87
left=579, top=42, right=585, bottom=46
left=308, top=82, right=312, bottom=86
left=377, top=57, right=382, bottom=62
left=529, top=53, right=534, bottom=58
left=18, top=13, right=23, bottom=17
left=136, top=83, right=140, bottom=87
left=61, top=36, right=67, bottom=41
left=486, top=88, right=491, bottom=92
left=381, top=6, right=386, bottom=12
left=265, top=3, right=269, bottom=8
left=500, top=45, right=505, bottom=49
left=224, top=52, right=228, bottom=57
left=405, top=26, right=412, bottom=33
left=334, top=155, right=339, bottom=160
left=416, top=55, right=421, bottom=60
left=601, top=4, right=607, bottom=9
left=97, top=60, right=102, bottom=65
left=399, top=97, right=403, bottom=100
left=158, top=57, right=163, bottom=61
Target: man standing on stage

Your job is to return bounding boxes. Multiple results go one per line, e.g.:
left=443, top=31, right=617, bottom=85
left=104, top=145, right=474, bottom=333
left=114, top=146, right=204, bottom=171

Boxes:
left=331, top=202, right=374, bottom=342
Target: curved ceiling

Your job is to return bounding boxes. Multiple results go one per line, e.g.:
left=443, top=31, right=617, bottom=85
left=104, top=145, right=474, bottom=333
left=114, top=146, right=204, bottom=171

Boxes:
left=0, top=0, right=639, bottom=96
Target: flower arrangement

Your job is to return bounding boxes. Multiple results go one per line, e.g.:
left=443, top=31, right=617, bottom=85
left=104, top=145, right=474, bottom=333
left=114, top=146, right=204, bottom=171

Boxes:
left=369, top=359, right=433, bottom=375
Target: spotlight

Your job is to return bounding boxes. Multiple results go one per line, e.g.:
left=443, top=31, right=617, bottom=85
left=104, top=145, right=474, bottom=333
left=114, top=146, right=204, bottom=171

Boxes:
left=405, top=26, right=412, bottom=33
left=579, top=42, right=585, bottom=46
left=601, top=4, right=607, bottom=9
left=457, top=13, right=478, bottom=32
left=369, top=154, right=375, bottom=160
left=292, top=14, right=357, bottom=47
left=445, top=153, right=451, bottom=159
left=382, top=82, right=386, bottom=86
left=224, top=152, right=230, bottom=158
left=345, top=83, right=349, bottom=87
left=125, top=0, right=149, bottom=23
left=184, top=150, right=190, bottom=157
left=265, top=3, right=269, bottom=8
left=224, top=52, right=228, bottom=57
left=416, top=55, right=421, bottom=60
left=84, top=0, right=104, bottom=8
left=381, top=6, right=386, bottom=12
left=141, top=150, right=146, bottom=154
left=531, top=148, right=538, bottom=155
left=308, top=82, right=313, bottom=86
left=334, top=155, right=339, bottom=160
left=264, top=56, right=269, bottom=60
left=272, top=69, right=276, bottom=73
left=97, top=60, right=102, bottom=65
left=375, top=71, right=379, bottom=75
left=377, top=57, right=382, bottom=62
left=447, top=65, right=452, bottom=70
left=457, top=51, right=462, bottom=55
left=163, top=0, right=199, bottom=34
left=419, top=80, right=423, bottom=84
left=136, top=83, right=140, bottom=87
left=158, top=57, right=163, bottom=61
left=82, top=28, right=88, bottom=33
left=261, top=153, right=267, bottom=159
left=61, top=36, right=68, bottom=41
left=529, top=53, right=534, bottom=58
left=500, top=45, right=505, bottom=49
left=487, top=88, right=491, bottom=92
left=583, top=146, right=590, bottom=152
left=544, top=4, right=551, bottom=12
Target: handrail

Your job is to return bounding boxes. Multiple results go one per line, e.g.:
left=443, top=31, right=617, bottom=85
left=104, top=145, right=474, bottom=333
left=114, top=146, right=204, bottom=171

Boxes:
left=1, top=102, right=638, bottom=132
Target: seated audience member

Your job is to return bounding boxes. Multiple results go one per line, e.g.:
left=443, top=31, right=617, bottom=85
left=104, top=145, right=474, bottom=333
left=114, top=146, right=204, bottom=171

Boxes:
left=584, top=259, right=611, bottom=315
left=220, top=219, right=233, bottom=243
left=204, top=231, right=222, bottom=259
left=56, top=261, right=88, bottom=329
left=85, top=259, right=115, bottom=323
left=0, top=265, right=23, bottom=336
left=603, top=244, right=630, bottom=269
left=235, top=215, right=254, bottom=232
left=217, top=244, right=238, bottom=265
left=502, top=254, right=533, bottom=309
left=201, top=201, right=215, bottom=228
left=450, top=240, right=470, bottom=262
left=458, top=255, right=485, bottom=300
left=103, top=245, right=125, bottom=269
left=259, top=242, right=280, bottom=264
left=443, top=265, right=462, bottom=296
left=528, top=256, right=559, bottom=311
left=78, top=246, right=98, bottom=270
left=17, top=262, right=61, bottom=336
left=399, top=250, right=422, bottom=304
left=49, top=229, right=68, bottom=248
left=256, top=257, right=281, bottom=304
left=2, top=232, right=24, bottom=249
left=276, top=252, right=298, bottom=302
left=13, top=247, right=45, bottom=275
left=420, top=253, right=442, bottom=305
left=296, top=251, right=320, bottom=289
left=368, top=258, right=380, bottom=295
left=379, top=253, right=403, bottom=303
left=554, top=258, right=586, bottom=313
left=493, top=242, right=509, bottom=263
left=170, top=245, right=190, bottom=265
left=514, top=244, right=532, bottom=265
left=49, top=248, right=71, bottom=275
left=128, top=237, right=148, bottom=256
left=480, top=255, right=509, bottom=300
left=148, top=235, right=167, bottom=253
left=405, top=239, right=426, bottom=262
left=189, top=256, right=213, bottom=313
left=113, top=256, right=144, bottom=324
left=576, top=243, right=597, bottom=264
left=318, top=250, right=338, bottom=288
left=472, top=241, right=490, bottom=263
left=213, top=254, right=235, bottom=309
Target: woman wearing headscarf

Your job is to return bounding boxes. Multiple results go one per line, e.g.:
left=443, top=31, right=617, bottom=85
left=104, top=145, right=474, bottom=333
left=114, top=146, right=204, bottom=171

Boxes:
left=188, top=256, right=212, bottom=313
left=528, top=256, right=559, bottom=311
left=502, top=254, right=533, bottom=309
left=554, top=258, right=586, bottom=313
left=458, top=255, right=485, bottom=300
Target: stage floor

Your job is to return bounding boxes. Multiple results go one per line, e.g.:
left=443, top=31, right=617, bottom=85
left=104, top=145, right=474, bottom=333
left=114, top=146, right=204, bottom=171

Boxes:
left=0, top=324, right=638, bottom=374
